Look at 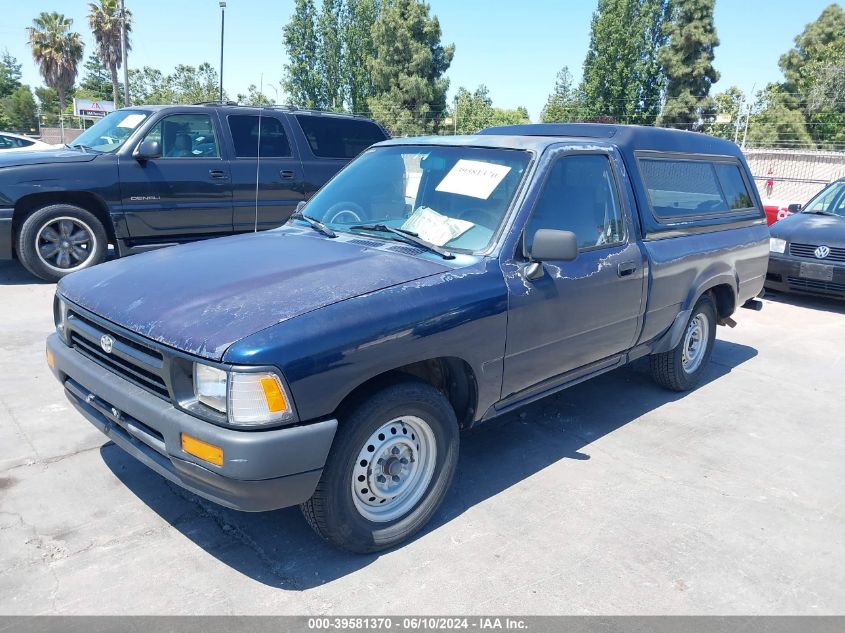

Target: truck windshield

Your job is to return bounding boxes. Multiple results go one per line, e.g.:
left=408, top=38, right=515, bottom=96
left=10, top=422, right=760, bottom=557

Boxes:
left=70, top=110, right=150, bottom=153
left=300, top=145, right=532, bottom=253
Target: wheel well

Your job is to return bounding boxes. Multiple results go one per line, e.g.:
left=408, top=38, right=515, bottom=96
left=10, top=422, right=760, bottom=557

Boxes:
left=335, top=357, right=478, bottom=429
left=13, top=192, right=115, bottom=252
left=708, top=284, right=735, bottom=319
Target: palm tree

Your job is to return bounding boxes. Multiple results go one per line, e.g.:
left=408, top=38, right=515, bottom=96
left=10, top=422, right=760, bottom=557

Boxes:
left=27, top=12, right=84, bottom=112
left=87, top=0, right=132, bottom=107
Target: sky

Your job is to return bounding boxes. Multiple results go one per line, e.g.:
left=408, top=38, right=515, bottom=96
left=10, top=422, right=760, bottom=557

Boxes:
left=0, top=0, right=839, bottom=120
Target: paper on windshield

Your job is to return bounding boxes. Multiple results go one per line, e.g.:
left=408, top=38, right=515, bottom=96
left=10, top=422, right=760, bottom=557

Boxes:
left=402, top=207, right=473, bottom=246
left=435, top=159, right=512, bottom=200
left=117, top=113, right=145, bottom=128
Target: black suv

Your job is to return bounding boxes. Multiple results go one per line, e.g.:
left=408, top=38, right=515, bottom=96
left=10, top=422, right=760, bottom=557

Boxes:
left=0, top=104, right=388, bottom=281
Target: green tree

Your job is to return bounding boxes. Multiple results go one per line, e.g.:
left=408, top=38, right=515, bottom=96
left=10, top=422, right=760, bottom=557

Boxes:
left=541, top=66, right=586, bottom=122
left=128, top=66, right=167, bottom=104
left=780, top=4, right=845, bottom=92
left=343, top=0, right=381, bottom=113
left=283, top=0, right=323, bottom=108
left=318, top=0, right=344, bottom=110
left=746, top=84, right=814, bottom=149
left=367, top=0, right=454, bottom=135
left=451, top=85, right=493, bottom=134
left=166, top=63, right=224, bottom=104
left=1, top=86, right=39, bottom=133
left=489, top=106, right=530, bottom=127
left=78, top=54, right=112, bottom=101
left=658, top=0, right=720, bottom=129
left=237, top=84, right=274, bottom=106
left=27, top=12, right=84, bottom=112
left=88, top=0, right=132, bottom=108
left=0, top=50, right=23, bottom=99
left=704, top=86, right=746, bottom=141
left=580, top=0, right=671, bottom=124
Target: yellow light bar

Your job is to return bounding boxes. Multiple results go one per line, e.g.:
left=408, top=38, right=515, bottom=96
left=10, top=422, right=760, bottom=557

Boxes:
left=46, top=349, right=55, bottom=370
left=180, top=433, right=223, bottom=467
left=259, top=375, right=288, bottom=413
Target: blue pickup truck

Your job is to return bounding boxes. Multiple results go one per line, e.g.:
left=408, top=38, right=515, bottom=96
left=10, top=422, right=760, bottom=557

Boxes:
left=0, top=103, right=387, bottom=281
left=47, top=124, right=769, bottom=552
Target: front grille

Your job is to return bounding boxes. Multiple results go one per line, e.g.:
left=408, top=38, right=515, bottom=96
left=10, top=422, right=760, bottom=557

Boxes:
left=789, top=243, right=845, bottom=262
left=67, top=309, right=170, bottom=400
left=787, top=276, right=845, bottom=296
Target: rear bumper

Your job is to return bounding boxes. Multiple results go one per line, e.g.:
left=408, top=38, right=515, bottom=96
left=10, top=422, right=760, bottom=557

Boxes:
left=47, top=333, right=338, bottom=512
left=0, top=207, right=13, bottom=260
left=765, top=254, right=845, bottom=299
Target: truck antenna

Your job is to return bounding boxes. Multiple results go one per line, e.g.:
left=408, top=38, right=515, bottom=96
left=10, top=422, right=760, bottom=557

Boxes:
left=254, top=74, right=263, bottom=232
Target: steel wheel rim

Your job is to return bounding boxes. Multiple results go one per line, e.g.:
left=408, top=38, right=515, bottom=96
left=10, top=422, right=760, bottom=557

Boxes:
left=682, top=313, right=708, bottom=373
left=327, top=209, right=362, bottom=224
left=35, top=216, right=96, bottom=273
left=351, top=415, right=437, bottom=523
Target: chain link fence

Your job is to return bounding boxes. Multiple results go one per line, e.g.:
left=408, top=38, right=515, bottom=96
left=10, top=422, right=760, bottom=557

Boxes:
left=743, top=148, right=845, bottom=206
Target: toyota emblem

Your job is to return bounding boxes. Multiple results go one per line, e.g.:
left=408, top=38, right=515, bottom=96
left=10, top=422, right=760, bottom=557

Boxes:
left=814, top=245, right=831, bottom=259
left=100, top=334, right=114, bottom=354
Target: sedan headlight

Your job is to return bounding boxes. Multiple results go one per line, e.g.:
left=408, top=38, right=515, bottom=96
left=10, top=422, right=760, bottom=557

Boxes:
left=769, top=237, right=787, bottom=254
left=193, top=363, right=294, bottom=426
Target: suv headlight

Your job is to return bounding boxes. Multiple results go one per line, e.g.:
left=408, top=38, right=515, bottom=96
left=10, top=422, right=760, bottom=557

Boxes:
left=54, top=295, right=69, bottom=344
left=193, top=363, right=294, bottom=426
left=769, top=237, right=787, bottom=254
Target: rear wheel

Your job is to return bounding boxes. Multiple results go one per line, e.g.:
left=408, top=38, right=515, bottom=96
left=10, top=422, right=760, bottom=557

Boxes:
left=650, top=294, right=717, bottom=391
left=17, top=204, right=108, bottom=282
left=301, top=381, right=459, bottom=553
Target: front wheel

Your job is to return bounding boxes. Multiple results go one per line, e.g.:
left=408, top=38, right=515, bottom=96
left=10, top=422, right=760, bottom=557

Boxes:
left=17, top=204, right=108, bottom=282
left=650, top=294, right=717, bottom=392
left=301, top=381, right=459, bottom=553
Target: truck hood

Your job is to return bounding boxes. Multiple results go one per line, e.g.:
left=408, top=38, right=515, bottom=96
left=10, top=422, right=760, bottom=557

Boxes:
left=58, top=229, right=451, bottom=360
left=771, top=212, right=845, bottom=248
left=0, top=148, right=98, bottom=168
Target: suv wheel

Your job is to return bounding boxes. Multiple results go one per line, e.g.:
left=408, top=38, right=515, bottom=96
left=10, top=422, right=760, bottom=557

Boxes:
left=301, top=381, right=459, bottom=553
left=650, top=294, right=717, bottom=391
left=17, top=204, right=108, bottom=282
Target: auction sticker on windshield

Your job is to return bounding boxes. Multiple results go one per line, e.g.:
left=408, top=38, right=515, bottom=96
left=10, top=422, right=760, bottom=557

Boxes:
left=402, top=207, right=473, bottom=246
left=435, top=159, right=512, bottom=199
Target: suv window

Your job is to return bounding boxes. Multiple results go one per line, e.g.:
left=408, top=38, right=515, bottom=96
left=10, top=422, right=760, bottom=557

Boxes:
left=143, top=114, right=220, bottom=158
left=640, top=157, right=755, bottom=219
left=227, top=115, right=291, bottom=158
left=526, top=154, right=625, bottom=251
left=295, top=114, right=386, bottom=159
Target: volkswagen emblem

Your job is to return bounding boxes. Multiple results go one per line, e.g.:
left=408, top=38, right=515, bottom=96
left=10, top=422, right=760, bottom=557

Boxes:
left=814, top=245, right=831, bottom=259
left=100, top=334, right=114, bottom=354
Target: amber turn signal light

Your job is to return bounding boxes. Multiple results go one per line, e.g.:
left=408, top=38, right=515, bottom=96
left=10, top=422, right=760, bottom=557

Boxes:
left=180, top=433, right=224, bottom=467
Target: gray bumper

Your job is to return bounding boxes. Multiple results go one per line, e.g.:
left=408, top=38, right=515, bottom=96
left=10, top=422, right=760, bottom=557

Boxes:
left=47, top=333, right=337, bottom=512
left=0, top=208, right=12, bottom=260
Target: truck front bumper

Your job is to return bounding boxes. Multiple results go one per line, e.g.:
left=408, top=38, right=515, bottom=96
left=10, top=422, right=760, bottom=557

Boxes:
left=46, top=333, right=337, bottom=512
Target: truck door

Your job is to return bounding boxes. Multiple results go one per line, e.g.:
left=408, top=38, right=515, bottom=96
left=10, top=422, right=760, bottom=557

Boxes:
left=224, top=111, right=307, bottom=232
left=501, top=150, right=646, bottom=399
left=119, top=112, right=233, bottom=238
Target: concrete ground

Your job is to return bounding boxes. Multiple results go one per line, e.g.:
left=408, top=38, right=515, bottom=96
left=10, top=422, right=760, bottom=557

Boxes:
left=0, top=260, right=843, bottom=615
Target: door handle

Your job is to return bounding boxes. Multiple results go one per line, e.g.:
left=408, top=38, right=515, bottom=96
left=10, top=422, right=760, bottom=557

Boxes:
left=280, top=169, right=296, bottom=180
left=617, top=261, right=638, bottom=277
left=208, top=169, right=228, bottom=180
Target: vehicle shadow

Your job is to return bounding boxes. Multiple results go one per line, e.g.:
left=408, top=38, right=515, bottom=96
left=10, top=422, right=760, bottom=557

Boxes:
left=0, top=261, right=49, bottom=286
left=100, top=339, right=757, bottom=590
left=763, top=289, right=845, bottom=315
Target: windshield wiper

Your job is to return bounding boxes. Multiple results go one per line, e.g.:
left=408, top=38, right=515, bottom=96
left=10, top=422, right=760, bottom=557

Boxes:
left=350, top=224, right=454, bottom=259
left=66, top=143, right=87, bottom=153
left=802, top=209, right=838, bottom=216
left=288, top=211, right=337, bottom=238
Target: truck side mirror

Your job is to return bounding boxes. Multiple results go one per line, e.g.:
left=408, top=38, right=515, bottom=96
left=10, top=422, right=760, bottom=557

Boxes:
left=529, top=229, right=579, bottom=262
left=134, top=140, right=162, bottom=161
left=787, top=203, right=802, bottom=213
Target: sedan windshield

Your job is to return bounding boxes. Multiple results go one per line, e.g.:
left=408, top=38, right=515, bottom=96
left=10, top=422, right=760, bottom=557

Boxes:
left=299, top=145, right=532, bottom=253
left=802, top=180, right=845, bottom=217
left=71, top=110, right=150, bottom=153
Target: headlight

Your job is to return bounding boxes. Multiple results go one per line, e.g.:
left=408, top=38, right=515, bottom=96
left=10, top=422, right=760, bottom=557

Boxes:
left=193, top=363, right=294, bottom=426
left=54, top=295, right=69, bottom=344
left=769, top=237, right=787, bottom=254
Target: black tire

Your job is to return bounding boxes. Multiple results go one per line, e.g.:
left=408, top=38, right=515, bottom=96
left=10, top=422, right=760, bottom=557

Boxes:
left=16, top=204, right=108, bottom=282
left=650, top=294, right=718, bottom=392
left=301, top=381, right=459, bottom=553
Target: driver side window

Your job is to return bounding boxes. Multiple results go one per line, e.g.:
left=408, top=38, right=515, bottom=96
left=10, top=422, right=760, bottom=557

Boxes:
left=525, top=154, right=625, bottom=252
left=143, top=114, right=220, bottom=159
